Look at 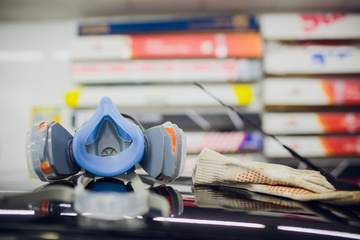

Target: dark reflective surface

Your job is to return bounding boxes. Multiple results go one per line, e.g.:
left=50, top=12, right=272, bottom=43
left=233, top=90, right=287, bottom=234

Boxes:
left=1, top=174, right=360, bottom=240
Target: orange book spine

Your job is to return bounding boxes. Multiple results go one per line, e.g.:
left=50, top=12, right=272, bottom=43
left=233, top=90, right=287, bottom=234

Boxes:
left=131, top=32, right=262, bottom=59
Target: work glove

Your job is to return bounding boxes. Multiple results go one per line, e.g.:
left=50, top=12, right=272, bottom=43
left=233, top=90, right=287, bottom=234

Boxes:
left=193, top=148, right=335, bottom=193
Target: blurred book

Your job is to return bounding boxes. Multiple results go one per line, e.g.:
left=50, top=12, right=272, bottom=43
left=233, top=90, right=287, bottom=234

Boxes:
left=260, top=12, right=360, bottom=176
left=78, top=14, right=258, bottom=35
left=70, top=32, right=262, bottom=60
left=137, top=152, right=266, bottom=177
left=263, top=112, right=360, bottom=135
left=73, top=108, right=261, bottom=132
left=264, top=42, right=360, bottom=74
left=264, top=135, right=360, bottom=158
left=263, top=78, right=360, bottom=106
left=186, top=131, right=263, bottom=154
left=72, top=59, right=262, bottom=84
left=65, top=83, right=261, bottom=109
left=30, top=106, right=62, bottom=125
left=260, top=13, right=360, bottom=40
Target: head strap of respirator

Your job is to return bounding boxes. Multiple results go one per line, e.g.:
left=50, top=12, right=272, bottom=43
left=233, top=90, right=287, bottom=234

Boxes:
left=26, top=96, right=186, bottom=183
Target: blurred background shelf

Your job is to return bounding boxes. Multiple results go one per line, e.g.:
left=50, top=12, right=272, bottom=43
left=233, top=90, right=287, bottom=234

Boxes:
left=1, top=0, right=360, bottom=21
left=0, top=0, right=360, bottom=181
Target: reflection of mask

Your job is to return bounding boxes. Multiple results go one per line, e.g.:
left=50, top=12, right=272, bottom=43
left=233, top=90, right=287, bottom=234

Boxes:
left=150, top=185, right=184, bottom=217
left=75, top=177, right=183, bottom=220
left=27, top=96, right=186, bottom=182
left=0, top=176, right=182, bottom=220
left=74, top=175, right=170, bottom=220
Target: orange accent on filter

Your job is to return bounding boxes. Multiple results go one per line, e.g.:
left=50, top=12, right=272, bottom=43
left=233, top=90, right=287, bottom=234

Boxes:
left=165, top=127, right=176, bottom=153
left=40, top=201, right=50, bottom=216
left=38, top=121, right=51, bottom=132
left=41, top=162, right=53, bottom=174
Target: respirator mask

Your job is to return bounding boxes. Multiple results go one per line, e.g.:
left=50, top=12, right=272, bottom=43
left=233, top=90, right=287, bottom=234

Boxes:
left=26, top=96, right=187, bottom=183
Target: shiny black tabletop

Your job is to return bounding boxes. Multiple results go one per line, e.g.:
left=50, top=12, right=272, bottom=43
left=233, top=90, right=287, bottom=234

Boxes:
left=1, top=171, right=360, bottom=240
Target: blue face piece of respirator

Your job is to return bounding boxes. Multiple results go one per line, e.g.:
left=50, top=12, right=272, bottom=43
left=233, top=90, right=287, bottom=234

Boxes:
left=73, top=97, right=145, bottom=177
left=27, top=96, right=186, bottom=182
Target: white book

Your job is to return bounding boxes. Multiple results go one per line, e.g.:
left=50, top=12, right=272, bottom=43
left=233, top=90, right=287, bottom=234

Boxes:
left=263, top=112, right=360, bottom=135
left=264, top=136, right=360, bottom=158
left=260, top=13, right=360, bottom=40
left=65, top=83, right=260, bottom=109
left=263, top=78, right=360, bottom=106
left=70, top=35, right=132, bottom=60
left=72, top=59, right=262, bottom=84
left=264, top=42, right=360, bottom=74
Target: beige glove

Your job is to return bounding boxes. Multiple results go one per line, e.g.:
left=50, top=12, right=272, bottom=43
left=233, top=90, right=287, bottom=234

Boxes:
left=193, top=148, right=335, bottom=193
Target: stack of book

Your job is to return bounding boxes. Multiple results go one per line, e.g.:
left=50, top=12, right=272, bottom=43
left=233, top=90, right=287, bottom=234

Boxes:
left=72, top=15, right=263, bottom=84
left=67, top=14, right=265, bottom=176
left=260, top=13, right=360, bottom=175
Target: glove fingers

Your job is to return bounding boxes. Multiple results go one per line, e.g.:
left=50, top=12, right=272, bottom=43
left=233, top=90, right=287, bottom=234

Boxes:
left=196, top=148, right=336, bottom=193
left=296, top=169, right=321, bottom=174
left=306, top=177, right=336, bottom=192
left=296, top=178, right=334, bottom=193
left=301, top=172, right=336, bottom=192
left=293, top=169, right=335, bottom=192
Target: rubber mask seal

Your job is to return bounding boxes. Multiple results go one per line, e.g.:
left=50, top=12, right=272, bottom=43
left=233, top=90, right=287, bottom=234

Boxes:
left=72, top=97, right=145, bottom=176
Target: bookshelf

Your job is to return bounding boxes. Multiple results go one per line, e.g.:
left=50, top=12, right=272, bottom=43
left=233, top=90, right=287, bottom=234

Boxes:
left=260, top=13, right=360, bottom=180
left=64, top=12, right=360, bottom=180
left=1, top=0, right=360, bottom=177
left=66, top=14, right=265, bottom=178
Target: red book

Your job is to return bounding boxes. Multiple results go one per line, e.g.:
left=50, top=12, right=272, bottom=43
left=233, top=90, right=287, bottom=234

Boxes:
left=70, top=33, right=262, bottom=60
left=264, top=78, right=360, bottom=106
left=263, top=112, right=360, bottom=134
left=131, top=32, right=262, bottom=59
left=264, top=135, right=360, bottom=158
